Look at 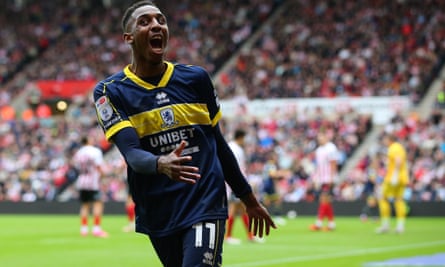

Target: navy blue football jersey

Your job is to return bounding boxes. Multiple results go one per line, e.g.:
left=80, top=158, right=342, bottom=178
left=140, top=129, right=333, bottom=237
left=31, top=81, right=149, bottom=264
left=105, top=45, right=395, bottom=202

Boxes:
left=93, top=62, right=229, bottom=237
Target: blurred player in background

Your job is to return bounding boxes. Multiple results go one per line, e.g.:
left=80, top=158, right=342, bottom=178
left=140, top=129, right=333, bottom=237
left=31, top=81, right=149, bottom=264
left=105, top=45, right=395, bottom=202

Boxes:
left=122, top=195, right=136, bottom=232
left=360, top=195, right=379, bottom=222
left=309, top=131, right=339, bottom=231
left=73, top=136, right=108, bottom=238
left=92, top=1, right=275, bottom=266
left=376, top=133, right=409, bottom=234
left=225, top=129, right=263, bottom=244
left=261, top=151, right=288, bottom=226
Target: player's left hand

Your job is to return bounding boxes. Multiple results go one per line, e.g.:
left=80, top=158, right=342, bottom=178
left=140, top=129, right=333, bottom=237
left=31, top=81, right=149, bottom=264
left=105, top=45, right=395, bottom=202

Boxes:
left=241, top=193, right=277, bottom=237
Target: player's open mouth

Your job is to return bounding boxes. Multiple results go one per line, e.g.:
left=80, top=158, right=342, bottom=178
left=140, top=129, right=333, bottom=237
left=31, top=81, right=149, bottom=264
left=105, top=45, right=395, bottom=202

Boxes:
left=150, top=37, right=163, bottom=51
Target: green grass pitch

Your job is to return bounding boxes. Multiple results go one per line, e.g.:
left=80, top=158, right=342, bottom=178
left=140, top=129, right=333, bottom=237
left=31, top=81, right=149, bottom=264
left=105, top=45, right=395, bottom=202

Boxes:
left=0, top=215, right=444, bottom=267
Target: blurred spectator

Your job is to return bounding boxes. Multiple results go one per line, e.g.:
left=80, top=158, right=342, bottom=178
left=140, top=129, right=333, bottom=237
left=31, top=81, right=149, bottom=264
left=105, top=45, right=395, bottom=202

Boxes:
left=0, top=0, right=444, bottom=204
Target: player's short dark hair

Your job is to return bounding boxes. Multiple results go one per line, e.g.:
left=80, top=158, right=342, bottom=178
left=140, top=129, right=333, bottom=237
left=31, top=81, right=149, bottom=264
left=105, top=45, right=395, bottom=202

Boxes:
left=234, top=129, right=246, bottom=139
left=121, top=0, right=157, bottom=32
left=80, top=136, right=89, bottom=145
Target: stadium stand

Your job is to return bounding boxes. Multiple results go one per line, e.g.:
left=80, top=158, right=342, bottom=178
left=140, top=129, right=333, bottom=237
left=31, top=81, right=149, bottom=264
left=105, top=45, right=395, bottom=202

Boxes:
left=215, top=0, right=445, bottom=100
left=0, top=0, right=444, bottom=205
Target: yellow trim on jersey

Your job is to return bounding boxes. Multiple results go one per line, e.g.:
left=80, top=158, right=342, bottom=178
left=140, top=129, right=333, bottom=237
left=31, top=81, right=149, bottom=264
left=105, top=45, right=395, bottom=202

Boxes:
left=105, top=120, right=133, bottom=140
left=123, top=61, right=174, bottom=89
left=129, top=103, right=215, bottom=137
left=212, top=109, right=222, bottom=127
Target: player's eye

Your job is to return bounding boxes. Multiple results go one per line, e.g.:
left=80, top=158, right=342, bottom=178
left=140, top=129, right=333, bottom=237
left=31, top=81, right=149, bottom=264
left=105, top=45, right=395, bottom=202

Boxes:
left=138, top=18, right=149, bottom=26
left=156, top=15, right=167, bottom=25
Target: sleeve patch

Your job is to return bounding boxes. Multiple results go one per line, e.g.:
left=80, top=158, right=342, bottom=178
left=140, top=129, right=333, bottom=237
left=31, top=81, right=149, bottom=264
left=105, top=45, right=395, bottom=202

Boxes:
left=95, top=96, right=113, bottom=121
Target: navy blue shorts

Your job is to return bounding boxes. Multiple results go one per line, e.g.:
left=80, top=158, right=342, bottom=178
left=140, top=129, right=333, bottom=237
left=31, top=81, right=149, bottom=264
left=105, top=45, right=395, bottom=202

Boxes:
left=149, top=219, right=225, bottom=267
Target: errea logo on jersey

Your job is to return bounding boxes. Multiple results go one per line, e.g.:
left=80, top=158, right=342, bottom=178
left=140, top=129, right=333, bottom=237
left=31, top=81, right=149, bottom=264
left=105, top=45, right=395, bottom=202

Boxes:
left=202, top=251, right=214, bottom=265
left=156, top=91, right=170, bottom=105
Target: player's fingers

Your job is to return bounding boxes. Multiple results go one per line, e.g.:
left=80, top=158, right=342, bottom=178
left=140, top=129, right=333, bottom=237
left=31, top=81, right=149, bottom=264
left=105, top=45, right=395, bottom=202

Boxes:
left=167, top=170, right=198, bottom=183
left=168, top=164, right=197, bottom=175
left=267, top=216, right=277, bottom=230
left=173, top=141, right=187, bottom=156
left=179, top=165, right=200, bottom=175
left=265, top=218, right=276, bottom=235
left=258, top=219, right=264, bottom=238
left=183, top=171, right=201, bottom=178
left=176, top=155, right=193, bottom=164
left=176, top=176, right=198, bottom=184
left=179, top=171, right=201, bottom=182
left=265, top=221, right=270, bottom=236
left=252, top=218, right=259, bottom=236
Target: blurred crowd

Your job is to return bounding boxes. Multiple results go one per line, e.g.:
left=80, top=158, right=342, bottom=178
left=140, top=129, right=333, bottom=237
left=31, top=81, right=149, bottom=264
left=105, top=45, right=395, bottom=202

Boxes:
left=1, top=0, right=281, bottom=97
left=215, top=0, right=445, bottom=100
left=232, top=108, right=445, bottom=205
left=348, top=109, right=445, bottom=202
left=2, top=0, right=444, bottom=99
left=0, top=98, right=373, bottom=202
left=3, top=98, right=445, bottom=204
left=0, top=0, right=445, bottom=203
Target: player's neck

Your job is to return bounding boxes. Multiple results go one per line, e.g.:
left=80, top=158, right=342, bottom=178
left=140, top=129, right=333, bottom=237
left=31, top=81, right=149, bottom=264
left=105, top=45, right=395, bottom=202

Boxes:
left=130, top=61, right=166, bottom=79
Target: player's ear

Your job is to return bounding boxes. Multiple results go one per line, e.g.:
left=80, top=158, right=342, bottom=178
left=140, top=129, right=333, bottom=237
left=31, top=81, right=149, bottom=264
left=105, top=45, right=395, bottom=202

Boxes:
left=123, top=33, right=133, bottom=45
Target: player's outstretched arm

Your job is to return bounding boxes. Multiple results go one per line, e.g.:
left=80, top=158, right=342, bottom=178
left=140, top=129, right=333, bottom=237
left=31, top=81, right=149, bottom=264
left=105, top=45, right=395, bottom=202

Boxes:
left=241, top=193, right=277, bottom=237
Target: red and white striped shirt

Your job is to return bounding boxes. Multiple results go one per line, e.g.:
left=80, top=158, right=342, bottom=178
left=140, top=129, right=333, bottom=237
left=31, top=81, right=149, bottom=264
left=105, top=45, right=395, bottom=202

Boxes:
left=312, top=141, right=338, bottom=185
left=73, top=145, right=104, bottom=191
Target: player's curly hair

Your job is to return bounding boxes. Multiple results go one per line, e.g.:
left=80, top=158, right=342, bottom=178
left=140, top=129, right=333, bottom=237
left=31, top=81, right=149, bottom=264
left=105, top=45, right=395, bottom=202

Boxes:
left=121, top=0, right=157, bottom=32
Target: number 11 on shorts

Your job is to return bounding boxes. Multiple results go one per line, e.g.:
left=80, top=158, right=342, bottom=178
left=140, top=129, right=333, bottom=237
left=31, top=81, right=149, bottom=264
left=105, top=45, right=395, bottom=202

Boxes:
left=193, top=222, right=216, bottom=249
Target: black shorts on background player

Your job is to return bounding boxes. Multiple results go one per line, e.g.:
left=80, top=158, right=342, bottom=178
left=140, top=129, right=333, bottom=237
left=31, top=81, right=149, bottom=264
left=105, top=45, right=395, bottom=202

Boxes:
left=79, top=190, right=101, bottom=203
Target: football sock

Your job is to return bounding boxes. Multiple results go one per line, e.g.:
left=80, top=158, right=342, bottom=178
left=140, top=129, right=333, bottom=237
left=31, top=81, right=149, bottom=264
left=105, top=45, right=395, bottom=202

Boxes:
left=81, top=216, right=88, bottom=226
left=94, top=215, right=101, bottom=226
left=126, top=203, right=136, bottom=222
left=318, top=203, right=333, bottom=219
left=317, top=204, right=325, bottom=220
left=242, top=214, right=253, bottom=239
left=226, top=216, right=234, bottom=237
left=380, top=217, right=390, bottom=228
left=325, top=203, right=334, bottom=221
left=396, top=218, right=405, bottom=229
